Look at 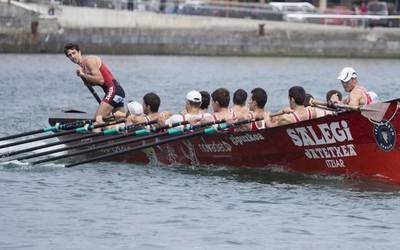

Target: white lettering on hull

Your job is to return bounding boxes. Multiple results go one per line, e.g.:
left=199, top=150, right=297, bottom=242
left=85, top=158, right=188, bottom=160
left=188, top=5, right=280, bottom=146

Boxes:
left=304, top=144, right=357, bottom=159
left=287, top=121, right=353, bottom=147
left=325, top=159, right=345, bottom=168
left=286, top=121, right=357, bottom=170
left=229, top=133, right=264, bottom=146
left=198, top=140, right=232, bottom=153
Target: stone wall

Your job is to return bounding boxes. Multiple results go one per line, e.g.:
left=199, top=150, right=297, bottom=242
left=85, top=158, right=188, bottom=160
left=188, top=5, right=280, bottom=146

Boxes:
left=1, top=2, right=400, bottom=57
left=0, top=2, right=39, bottom=30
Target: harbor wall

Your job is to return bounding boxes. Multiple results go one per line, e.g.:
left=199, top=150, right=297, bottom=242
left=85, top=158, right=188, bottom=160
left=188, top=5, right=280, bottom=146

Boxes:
left=1, top=2, right=400, bottom=57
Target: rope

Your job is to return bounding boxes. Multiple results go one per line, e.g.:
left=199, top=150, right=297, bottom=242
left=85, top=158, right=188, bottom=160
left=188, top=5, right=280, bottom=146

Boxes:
left=368, top=101, right=399, bottom=125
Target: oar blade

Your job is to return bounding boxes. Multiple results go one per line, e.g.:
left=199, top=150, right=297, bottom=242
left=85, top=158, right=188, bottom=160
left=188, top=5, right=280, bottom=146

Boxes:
left=360, top=102, right=390, bottom=122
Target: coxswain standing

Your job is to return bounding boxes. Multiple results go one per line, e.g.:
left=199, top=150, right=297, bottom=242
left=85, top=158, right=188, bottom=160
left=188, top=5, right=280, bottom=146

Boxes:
left=64, top=43, right=126, bottom=122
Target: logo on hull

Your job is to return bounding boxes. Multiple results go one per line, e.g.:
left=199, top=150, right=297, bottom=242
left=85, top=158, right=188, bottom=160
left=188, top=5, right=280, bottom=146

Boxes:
left=373, top=120, right=396, bottom=152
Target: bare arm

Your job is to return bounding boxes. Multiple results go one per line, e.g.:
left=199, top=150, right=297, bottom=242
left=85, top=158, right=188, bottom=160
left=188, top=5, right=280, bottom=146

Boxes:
left=77, top=56, right=104, bottom=85
left=264, top=112, right=277, bottom=128
left=277, top=114, right=293, bottom=126
left=347, top=89, right=363, bottom=107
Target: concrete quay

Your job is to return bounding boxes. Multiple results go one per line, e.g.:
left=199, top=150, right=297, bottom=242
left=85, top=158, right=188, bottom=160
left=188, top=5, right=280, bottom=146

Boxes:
left=1, top=1, right=400, bottom=57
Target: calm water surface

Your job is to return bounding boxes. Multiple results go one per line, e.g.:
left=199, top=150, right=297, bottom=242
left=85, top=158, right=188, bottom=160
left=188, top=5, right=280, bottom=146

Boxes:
left=0, top=54, right=400, bottom=249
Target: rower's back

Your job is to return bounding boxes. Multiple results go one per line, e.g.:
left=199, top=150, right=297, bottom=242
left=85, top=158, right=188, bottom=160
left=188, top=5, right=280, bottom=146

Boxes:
left=209, top=88, right=237, bottom=123
left=278, top=86, right=315, bottom=126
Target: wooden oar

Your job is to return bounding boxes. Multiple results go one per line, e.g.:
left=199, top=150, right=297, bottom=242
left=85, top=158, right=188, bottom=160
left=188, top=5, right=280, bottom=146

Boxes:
left=64, top=118, right=259, bottom=168
left=0, top=118, right=126, bottom=150
left=0, top=119, right=94, bottom=142
left=1, top=119, right=157, bottom=159
left=313, top=104, right=336, bottom=112
left=81, top=77, right=102, bottom=104
left=310, top=100, right=390, bottom=122
left=16, top=120, right=187, bottom=161
left=30, top=119, right=226, bottom=166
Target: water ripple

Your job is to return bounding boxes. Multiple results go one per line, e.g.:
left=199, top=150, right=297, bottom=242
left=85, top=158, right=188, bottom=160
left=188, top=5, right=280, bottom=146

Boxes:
left=1, top=55, right=400, bottom=249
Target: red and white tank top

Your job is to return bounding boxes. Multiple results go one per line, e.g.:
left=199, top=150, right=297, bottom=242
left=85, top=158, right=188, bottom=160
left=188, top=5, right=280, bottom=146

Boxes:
left=99, top=63, right=116, bottom=89
left=212, top=111, right=236, bottom=122
left=291, top=108, right=312, bottom=123
left=249, top=112, right=266, bottom=131
left=355, top=85, right=373, bottom=105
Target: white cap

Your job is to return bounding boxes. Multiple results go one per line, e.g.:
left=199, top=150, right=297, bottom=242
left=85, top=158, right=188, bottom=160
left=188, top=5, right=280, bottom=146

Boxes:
left=127, top=101, right=143, bottom=116
left=337, top=67, right=357, bottom=82
left=186, top=90, right=202, bottom=103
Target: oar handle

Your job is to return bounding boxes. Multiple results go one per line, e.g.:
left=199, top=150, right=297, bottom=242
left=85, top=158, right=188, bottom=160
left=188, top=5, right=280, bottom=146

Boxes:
left=0, top=119, right=93, bottom=142
left=11, top=119, right=154, bottom=160
left=81, top=77, right=102, bottom=104
left=32, top=119, right=226, bottom=165
left=64, top=118, right=260, bottom=168
left=311, top=99, right=360, bottom=111
left=270, top=111, right=285, bottom=117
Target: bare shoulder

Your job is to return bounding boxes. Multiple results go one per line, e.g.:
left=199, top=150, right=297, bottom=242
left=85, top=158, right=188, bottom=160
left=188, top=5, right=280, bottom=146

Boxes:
left=278, top=114, right=293, bottom=126
left=162, top=111, right=173, bottom=119
left=351, top=87, right=364, bottom=96
left=84, top=56, right=101, bottom=66
left=348, top=88, right=363, bottom=106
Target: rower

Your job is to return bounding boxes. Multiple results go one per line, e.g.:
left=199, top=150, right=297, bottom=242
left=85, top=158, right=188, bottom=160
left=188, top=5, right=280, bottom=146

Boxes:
left=276, top=86, right=316, bottom=126
left=113, top=101, right=143, bottom=119
left=126, top=92, right=171, bottom=125
left=230, top=89, right=249, bottom=119
left=203, top=88, right=237, bottom=123
left=199, top=91, right=211, bottom=113
left=326, top=89, right=342, bottom=103
left=247, top=88, right=273, bottom=130
left=305, top=93, right=328, bottom=118
left=104, top=101, right=143, bottom=131
left=337, top=67, right=372, bottom=106
left=165, top=90, right=210, bottom=125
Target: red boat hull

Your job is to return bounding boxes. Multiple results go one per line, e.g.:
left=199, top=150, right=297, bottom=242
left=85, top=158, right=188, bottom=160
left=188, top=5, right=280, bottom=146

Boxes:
left=50, top=99, right=400, bottom=184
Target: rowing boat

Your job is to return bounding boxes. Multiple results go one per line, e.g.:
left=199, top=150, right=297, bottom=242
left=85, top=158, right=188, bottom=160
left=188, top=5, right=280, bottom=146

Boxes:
left=48, top=99, right=400, bottom=184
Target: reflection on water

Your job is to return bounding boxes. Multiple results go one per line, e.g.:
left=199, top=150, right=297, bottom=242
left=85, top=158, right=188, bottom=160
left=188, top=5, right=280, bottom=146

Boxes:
left=169, top=164, right=400, bottom=193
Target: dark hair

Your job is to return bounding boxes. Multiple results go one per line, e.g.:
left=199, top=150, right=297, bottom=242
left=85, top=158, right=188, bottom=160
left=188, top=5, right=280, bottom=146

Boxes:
left=188, top=100, right=201, bottom=108
left=304, top=93, right=314, bottom=107
left=143, top=92, right=160, bottom=113
left=199, top=91, right=210, bottom=110
left=288, top=86, right=306, bottom=105
left=326, top=90, right=343, bottom=102
left=233, top=89, right=247, bottom=106
left=211, top=88, right=230, bottom=108
left=251, top=88, right=268, bottom=109
left=64, top=43, right=80, bottom=56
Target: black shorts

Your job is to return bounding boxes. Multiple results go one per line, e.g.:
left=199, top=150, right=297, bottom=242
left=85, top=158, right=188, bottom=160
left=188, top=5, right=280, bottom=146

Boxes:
left=102, top=81, right=125, bottom=108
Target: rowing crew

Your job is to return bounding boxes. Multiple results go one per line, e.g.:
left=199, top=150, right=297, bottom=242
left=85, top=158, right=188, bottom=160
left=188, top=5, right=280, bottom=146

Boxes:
left=112, top=88, right=273, bottom=131
left=106, top=86, right=342, bottom=132
left=64, top=43, right=377, bottom=130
